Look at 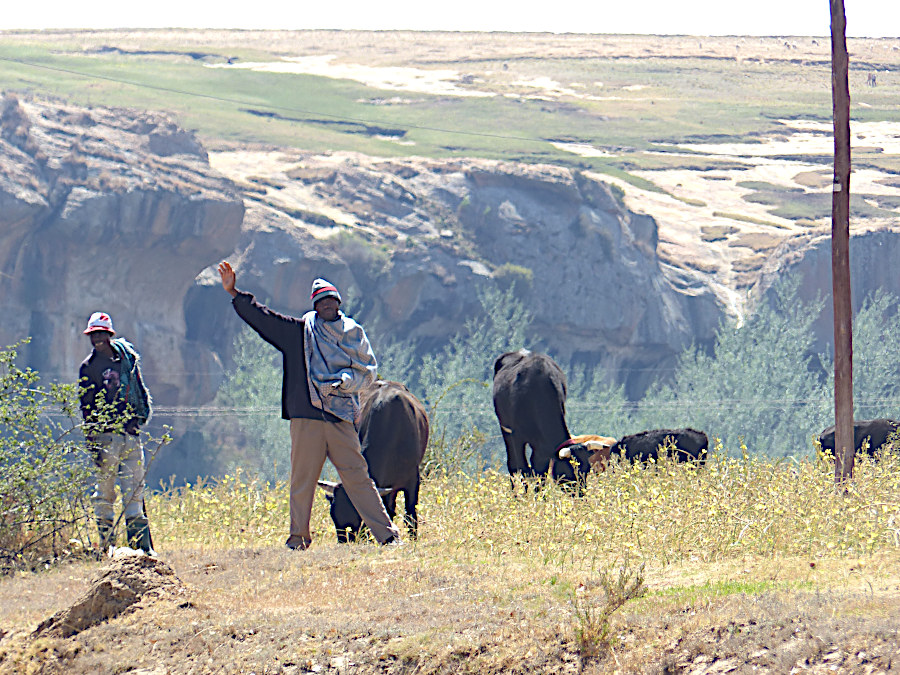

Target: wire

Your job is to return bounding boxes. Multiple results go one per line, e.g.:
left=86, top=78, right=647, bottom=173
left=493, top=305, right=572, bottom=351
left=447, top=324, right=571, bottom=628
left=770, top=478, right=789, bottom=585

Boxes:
left=125, top=397, right=900, bottom=418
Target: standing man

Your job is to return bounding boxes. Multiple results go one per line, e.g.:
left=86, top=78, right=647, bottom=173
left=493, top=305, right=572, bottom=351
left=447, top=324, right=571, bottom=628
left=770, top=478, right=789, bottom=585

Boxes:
left=78, top=312, right=154, bottom=554
left=217, top=261, right=401, bottom=549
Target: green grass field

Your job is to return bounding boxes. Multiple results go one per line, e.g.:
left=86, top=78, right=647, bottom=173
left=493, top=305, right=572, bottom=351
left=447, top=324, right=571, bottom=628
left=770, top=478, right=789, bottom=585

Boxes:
left=0, top=33, right=869, bottom=167
left=3, top=29, right=899, bottom=239
left=4, top=31, right=898, bottom=221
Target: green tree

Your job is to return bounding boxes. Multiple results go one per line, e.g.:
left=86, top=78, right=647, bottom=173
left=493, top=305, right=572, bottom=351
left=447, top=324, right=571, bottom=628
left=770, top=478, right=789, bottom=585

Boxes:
left=636, top=278, right=830, bottom=457
left=213, top=326, right=287, bottom=483
left=417, top=285, right=533, bottom=470
left=823, top=289, right=900, bottom=423
left=566, top=366, right=635, bottom=440
left=369, top=334, right=420, bottom=387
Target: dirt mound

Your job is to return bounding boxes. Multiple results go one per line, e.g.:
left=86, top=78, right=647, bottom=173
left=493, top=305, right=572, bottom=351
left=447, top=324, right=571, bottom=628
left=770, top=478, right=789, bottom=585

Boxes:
left=32, top=555, right=185, bottom=639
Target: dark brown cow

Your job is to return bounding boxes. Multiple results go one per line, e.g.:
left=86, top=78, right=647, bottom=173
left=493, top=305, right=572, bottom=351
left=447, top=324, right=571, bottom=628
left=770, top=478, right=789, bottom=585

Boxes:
left=319, top=381, right=429, bottom=542
left=610, top=429, right=709, bottom=463
left=818, top=418, right=899, bottom=457
left=492, top=350, right=570, bottom=479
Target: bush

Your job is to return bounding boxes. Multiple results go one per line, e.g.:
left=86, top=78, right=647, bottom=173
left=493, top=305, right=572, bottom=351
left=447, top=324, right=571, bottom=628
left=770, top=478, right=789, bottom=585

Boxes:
left=573, top=558, right=646, bottom=658
left=566, top=366, right=636, bottom=439
left=0, top=341, right=92, bottom=571
left=493, top=263, right=534, bottom=295
left=417, top=285, right=532, bottom=470
left=824, top=289, right=900, bottom=422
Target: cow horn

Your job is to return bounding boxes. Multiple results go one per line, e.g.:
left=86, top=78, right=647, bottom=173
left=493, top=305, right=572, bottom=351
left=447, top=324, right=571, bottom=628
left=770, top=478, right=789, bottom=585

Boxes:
left=559, top=447, right=572, bottom=459
left=317, top=480, right=339, bottom=495
left=585, top=440, right=613, bottom=451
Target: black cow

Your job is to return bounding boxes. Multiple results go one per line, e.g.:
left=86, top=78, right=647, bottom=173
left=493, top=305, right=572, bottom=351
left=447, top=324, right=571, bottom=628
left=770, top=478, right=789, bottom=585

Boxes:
left=817, top=418, right=900, bottom=457
left=610, top=428, right=709, bottom=464
left=492, top=350, right=571, bottom=479
left=318, top=381, right=429, bottom=542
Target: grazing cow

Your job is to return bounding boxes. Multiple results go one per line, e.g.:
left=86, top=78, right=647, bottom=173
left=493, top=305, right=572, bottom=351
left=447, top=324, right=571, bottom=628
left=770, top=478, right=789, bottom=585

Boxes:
left=553, top=434, right=618, bottom=485
left=817, top=418, right=900, bottom=457
left=492, top=350, right=570, bottom=479
left=318, top=381, right=429, bottom=542
left=610, top=429, right=709, bottom=464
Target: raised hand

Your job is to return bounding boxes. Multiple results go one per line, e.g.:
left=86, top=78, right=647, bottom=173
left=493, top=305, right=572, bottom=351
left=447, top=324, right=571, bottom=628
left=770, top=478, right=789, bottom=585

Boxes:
left=217, top=261, right=238, bottom=297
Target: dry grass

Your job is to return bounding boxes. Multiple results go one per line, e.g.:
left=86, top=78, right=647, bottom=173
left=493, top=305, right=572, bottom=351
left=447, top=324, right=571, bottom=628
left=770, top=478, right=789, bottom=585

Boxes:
left=148, top=452, right=900, bottom=564
left=2, top=454, right=900, bottom=673
left=730, top=231, right=785, bottom=251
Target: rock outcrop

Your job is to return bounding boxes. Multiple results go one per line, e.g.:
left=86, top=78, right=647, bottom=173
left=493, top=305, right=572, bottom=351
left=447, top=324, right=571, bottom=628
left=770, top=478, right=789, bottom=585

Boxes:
left=0, top=94, right=244, bottom=405
left=198, top=151, right=725, bottom=397
left=751, top=228, right=900, bottom=354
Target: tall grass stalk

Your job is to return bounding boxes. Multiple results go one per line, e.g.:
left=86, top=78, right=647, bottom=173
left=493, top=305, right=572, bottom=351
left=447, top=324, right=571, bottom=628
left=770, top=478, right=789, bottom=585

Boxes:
left=149, top=452, right=900, bottom=563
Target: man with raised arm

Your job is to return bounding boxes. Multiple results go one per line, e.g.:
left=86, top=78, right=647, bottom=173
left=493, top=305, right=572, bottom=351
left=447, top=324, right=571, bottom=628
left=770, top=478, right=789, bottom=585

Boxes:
left=217, top=261, right=401, bottom=549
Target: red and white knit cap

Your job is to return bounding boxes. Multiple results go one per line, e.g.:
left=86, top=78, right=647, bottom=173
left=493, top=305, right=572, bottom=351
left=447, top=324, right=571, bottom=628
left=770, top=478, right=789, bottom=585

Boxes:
left=83, top=312, right=116, bottom=335
left=310, top=278, right=342, bottom=305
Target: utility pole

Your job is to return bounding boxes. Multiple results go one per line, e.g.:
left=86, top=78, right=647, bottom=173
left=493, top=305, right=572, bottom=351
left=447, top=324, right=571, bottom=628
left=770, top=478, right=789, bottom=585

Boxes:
left=830, top=0, right=854, bottom=481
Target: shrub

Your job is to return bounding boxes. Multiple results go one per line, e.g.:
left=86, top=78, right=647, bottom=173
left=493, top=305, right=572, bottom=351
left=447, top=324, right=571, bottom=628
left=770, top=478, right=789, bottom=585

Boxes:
left=417, top=285, right=532, bottom=469
left=566, top=367, right=635, bottom=440
left=493, top=262, right=534, bottom=294
left=823, top=289, right=900, bottom=422
left=573, top=558, right=646, bottom=658
left=0, top=341, right=92, bottom=571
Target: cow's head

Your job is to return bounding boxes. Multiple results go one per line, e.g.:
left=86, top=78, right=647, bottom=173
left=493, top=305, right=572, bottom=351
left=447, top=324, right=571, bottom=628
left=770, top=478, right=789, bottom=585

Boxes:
left=318, top=480, right=392, bottom=543
left=553, top=436, right=616, bottom=486
left=582, top=437, right=616, bottom=471
left=552, top=443, right=591, bottom=487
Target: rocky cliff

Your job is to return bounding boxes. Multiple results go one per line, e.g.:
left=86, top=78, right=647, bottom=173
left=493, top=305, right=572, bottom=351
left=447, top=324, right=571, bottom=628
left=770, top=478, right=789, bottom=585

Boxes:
left=0, top=94, right=245, bottom=405
left=20, top=94, right=900, bottom=415
left=2, top=95, right=726, bottom=409
left=190, top=149, right=725, bottom=397
left=752, top=227, right=900, bottom=355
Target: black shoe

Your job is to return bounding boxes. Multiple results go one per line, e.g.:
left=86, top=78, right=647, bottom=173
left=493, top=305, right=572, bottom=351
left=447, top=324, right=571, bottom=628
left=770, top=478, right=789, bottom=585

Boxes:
left=125, top=516, right=156, bottom=556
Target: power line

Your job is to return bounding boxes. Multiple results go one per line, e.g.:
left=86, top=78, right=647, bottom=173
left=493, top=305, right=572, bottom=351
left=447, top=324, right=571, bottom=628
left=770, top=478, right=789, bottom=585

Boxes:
left=131, top=397, right=900, bottom=417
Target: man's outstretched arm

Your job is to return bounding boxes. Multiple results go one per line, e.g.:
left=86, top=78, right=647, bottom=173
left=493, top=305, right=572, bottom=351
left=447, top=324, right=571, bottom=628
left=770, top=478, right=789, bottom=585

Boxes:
left=217, top=260, right=302, bottom=351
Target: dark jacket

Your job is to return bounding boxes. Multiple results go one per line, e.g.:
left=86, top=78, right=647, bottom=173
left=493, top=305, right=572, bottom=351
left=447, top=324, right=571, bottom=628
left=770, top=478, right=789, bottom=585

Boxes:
left=79, top=344, right=149, bottom=436
left=232, top=291, right=340, bottom=422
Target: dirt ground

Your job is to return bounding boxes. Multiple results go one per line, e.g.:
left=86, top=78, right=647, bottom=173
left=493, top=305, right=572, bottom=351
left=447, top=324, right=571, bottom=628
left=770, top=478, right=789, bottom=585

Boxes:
left=2, top=547, right=900, bottom=674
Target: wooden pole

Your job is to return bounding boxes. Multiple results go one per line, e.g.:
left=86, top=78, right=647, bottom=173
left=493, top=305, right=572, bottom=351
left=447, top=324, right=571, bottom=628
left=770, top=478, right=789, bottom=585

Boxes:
left=830, top=0, right=854, bottom=481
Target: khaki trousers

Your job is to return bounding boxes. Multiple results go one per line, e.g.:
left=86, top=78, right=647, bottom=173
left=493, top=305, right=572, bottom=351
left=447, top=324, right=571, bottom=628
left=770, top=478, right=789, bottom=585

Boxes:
left=289, top=418, right=400, bottom=544
left=91, top=433, right=146, bottom=521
